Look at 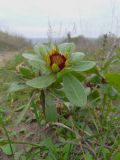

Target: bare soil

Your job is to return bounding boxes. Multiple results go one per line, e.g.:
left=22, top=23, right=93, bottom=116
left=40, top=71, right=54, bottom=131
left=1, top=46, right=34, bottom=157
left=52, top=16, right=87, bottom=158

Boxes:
left=0, top=52, right=17, bottom=67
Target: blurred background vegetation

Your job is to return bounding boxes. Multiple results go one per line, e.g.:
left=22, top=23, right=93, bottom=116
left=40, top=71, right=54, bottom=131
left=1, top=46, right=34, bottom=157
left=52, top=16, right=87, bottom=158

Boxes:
left=0, top=30, right=32, bottom=51
left=0, top=29, right=120, bottom=53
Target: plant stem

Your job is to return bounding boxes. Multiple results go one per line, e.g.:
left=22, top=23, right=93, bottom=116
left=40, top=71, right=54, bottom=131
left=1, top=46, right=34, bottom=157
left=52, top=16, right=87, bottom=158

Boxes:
left=40, top=90, right=46, bottom=118
left=0, top=116, right=14, bottom=159
left=0, top=140, right=41, bottom=148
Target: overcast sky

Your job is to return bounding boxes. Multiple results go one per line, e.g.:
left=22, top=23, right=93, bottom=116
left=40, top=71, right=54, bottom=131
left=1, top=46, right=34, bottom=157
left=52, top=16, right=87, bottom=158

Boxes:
left=0, top=0, right=120, bottom=38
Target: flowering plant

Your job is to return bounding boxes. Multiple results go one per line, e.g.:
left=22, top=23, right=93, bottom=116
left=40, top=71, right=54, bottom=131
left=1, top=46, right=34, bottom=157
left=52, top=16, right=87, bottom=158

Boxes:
left=5, top=41, right=120, bottom=158
left=22, top=43, right=95, bottom=107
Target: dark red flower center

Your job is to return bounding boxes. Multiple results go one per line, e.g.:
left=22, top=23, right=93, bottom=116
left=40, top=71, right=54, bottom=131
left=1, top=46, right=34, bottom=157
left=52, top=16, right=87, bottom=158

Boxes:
left=49, top=51, right=67, bottom=70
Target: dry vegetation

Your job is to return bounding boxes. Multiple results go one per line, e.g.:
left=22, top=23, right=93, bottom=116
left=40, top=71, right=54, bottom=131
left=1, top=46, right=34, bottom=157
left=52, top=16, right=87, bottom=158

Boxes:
left=0, top=30, right=32, bottom=51
left=67, top=33, right=120, bottom=54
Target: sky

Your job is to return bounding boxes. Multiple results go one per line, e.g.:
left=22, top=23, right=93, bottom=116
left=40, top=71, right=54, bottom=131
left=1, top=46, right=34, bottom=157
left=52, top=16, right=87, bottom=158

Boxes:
left=0, top=0, right=120, bottom=38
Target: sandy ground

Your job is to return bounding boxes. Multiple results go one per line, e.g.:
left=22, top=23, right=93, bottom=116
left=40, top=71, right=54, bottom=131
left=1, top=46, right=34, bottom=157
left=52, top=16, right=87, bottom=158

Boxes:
left=0, top=52, right=17, bottom=67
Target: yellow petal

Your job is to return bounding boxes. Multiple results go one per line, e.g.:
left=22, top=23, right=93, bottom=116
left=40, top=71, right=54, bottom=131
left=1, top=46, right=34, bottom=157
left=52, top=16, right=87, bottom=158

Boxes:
left=65, top=60, right=69, bottom=67
left=51, top=63, right=60, bottom=72
left=45, top=55, right=50, bottom=65
left=65, top=52, right=69, bottom=58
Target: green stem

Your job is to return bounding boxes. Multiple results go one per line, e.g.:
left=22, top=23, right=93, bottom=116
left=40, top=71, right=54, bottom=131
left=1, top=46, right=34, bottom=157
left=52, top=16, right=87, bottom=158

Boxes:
left=40, top=90, right=46, bottom=118
left=0, top=116, right=14, bottom=159
left=1, top=140, right=41, bottom=148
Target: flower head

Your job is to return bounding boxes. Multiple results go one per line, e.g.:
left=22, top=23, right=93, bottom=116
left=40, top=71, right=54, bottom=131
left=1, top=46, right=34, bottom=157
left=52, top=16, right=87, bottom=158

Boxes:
left=46, top=49, right=67, bottom=72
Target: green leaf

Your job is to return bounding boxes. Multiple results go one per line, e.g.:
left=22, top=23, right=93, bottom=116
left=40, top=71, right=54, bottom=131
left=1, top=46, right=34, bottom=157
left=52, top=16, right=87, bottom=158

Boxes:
left=57, top=68, right=70, bottom=81
left=71, top=52, right=85, bottom=63
left=63, top=144, right=72, bottom=160
left=8, top=82, right=28, bottom=92
left=0, top=144, right=16, bottom=155
left=19, top=66, right=34, bottom=78
left=106, top=73, right=120, bottom=92
left=58, top=43, right=75, bottom=54
left=63, top=73, right=87, bottom=107
left=22, top=53, right=44, bottom=63
left=31, top=101, right=41, bottom=125
left=26, top=74, right=56, bottom=89
left=28, top=60, right=41, bottom=69
left=45, top=94, right=58, bottom=122
left=16, top=104, right=30, bottom=124
left=113, top=152, right=120, bottom=160
left=28, top=60, right=50, bottom=74
left=34, top=44, right=48, bottom=57
left=101, top=147, right=110, bottom=160
left=0, top=139, right=9, bottom=146
left=88, top=90, right=100, bottom=103
left=84, top=152, right=93, bottom=160
left=101, top=84, right=118, bottom=99
left=70, top=71, right=85, bottom=82
left=71, top=61, right=96, bottom=72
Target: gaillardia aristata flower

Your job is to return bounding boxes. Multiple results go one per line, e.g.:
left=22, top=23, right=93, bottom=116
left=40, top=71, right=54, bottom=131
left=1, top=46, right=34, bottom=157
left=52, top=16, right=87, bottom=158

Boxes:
left=46, top=49, right=68, bottom=72
left=22, top=43, right=96, bottom=107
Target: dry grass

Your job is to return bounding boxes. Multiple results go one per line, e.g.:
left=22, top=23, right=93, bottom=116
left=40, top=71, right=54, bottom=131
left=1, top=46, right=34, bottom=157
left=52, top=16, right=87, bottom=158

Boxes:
left=0, top=30, right=32, bottom=51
